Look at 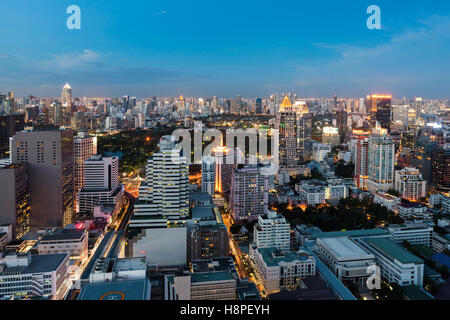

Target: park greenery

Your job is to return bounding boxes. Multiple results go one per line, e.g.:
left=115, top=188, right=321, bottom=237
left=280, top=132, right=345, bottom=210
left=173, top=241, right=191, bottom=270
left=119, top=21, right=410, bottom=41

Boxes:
left=97, top=126, right=174, bottom=174
left=277, top=197, right=404, bottom=232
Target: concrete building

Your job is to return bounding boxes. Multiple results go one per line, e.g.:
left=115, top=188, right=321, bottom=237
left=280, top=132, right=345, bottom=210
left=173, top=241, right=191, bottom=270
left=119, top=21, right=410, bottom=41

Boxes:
left=253, top=211, right=290, bottom=253
left=394, top=167, right=427, bottom=202
left=201, top=155, right=216, bottom=197
left=367, top=125, right=395, bottom=192
left=312, top=143, right=331, bottom=162
left=74, top=133, right=97, bottom=212
left=0, top=113, right=25, bottom=157
left=325, top=179, right=349, bottom=201
left=229, top=164, right=269, bottom=222
left=353, top=136, right=369, bottom=190
left=190, top=271, right=237, bottom=300
left=360, top=237, right=424, bottom=287
left=252, top=248, right=316, bottom=295
left=10, top=129, right=75, bottom=228
left=89, top=257, right=147, bottom=283
left=78, top=279, right=151, bottom=300
left=398, top=203, right=432, bottom=221
left=373, top=192, right=401, bottom=212
left=78, top=155, right=124, bottom=215
left=387, top=223, right=433, bottom=248
left=37, top=228, right=89, bottom=263
left=315, top=237, right=376, bottom=286
left=0, top=164, right=31, bottom=239
left=0, top=252, right=71, bottom=300
left=297, top=185, right=326, bottom=206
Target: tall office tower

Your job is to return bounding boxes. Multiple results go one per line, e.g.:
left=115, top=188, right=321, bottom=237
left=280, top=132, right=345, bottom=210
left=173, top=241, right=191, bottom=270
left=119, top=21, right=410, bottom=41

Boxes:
left=255, top=98, right=263, bottom=114
left=0, top=164, right=31, bottom=239
left=201, top=155, right=216, bottom=197
left=229, top=164, right=269, bottom=223
left=336, top=107, right=348, bottom=144
left=275, top=96, right=300, bottom=174
left=354, top=137, right=370, bottom=190
left=78, top=155, right=123, bottom=214
left=358, top=98, right=366, bottom=115
left=366, top=94, right=392, bottom=131
left=394, top=167, right=427, bottom=202
left=298, top=113, right=313, bottom=162
left=0, top=112, right=25, bottom=157
left=61, top=82, right=72, bottom=107
left=10, top=129, right=74, bottom=228
left=431, top=146, right=450, bottom=190
left=212, top=146, right=235, bottom=198
left=133, top=135, right=189, bottom=221
left=252, top=210, right=290, bottom=253
left=367, top=124, right=395, bottom=192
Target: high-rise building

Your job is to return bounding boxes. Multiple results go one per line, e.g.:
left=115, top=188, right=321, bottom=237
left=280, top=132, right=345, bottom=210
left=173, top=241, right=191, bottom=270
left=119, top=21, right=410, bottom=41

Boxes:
left=0, top=113, right=25, bottom=157
left=78, top=155, right=124, bottom=215
left=353, top=136, right=370, bottom=190
left=133, top=135, right=189, bottom=222
left=201, top=155, right=215, bottom=197
left=74, top=133, right=97, bottom=213
left=252, top=210, right=290, bottom=253
left=212, top=146, right=235, bottom=198
left=61, top=82, right=72, bottom=106
left=394, top=167, right=427, bottom=202
left=336, top=106, right=348, bottom=144
left=431, top=146, right=450, bottom=190
left=367, top=124, right=395, bottom=192
left=0, top=164, right=31, bottom=239
left=366, top=95, right=392, bottom=131
left=255, top=98, right=263, bottom=114
left=275, top=96, right=300, bottom=173
left=229, top=164, right=269, bottom=223
left=10, top=129, right=75, bottom=228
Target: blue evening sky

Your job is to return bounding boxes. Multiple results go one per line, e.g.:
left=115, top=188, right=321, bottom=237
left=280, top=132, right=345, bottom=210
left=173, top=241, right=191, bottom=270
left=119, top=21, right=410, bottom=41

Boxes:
left=0, top=0, right=449, bottom=98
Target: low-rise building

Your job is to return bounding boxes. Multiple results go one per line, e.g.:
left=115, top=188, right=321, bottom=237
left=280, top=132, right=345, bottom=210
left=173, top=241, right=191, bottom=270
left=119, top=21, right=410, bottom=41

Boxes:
left=297, top=185, right=326, bottom=206
left=190, top=271, right=237, bottom=300
left=387, top=223, right=433, bottom=248
left=398, top=203, right=433, bottom=221
left=373, top=192, right=401, bottom=212
left=432, top=233, right=450, bottom=253
left=360, top=237, right=424, bottom=287
left=315, top=237, right=376, bottom=286
left=252, top=247, right=316, bottom=295
left=0, top=252, right=71, bottom=300
left=89, top=257, right=147, bottom=283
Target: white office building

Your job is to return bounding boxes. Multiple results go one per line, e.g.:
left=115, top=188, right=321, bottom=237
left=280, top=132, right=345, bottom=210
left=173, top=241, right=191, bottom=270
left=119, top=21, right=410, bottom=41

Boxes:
left=201, top=155, right=216, bottom=197
left=253, top=211, right=290, bottom=253
left=360, top=237, right=424, bottom=287
left=252, top=247, right=316, bottom=294
left=387, top=223, right=433, bottom=248
left=325, top=179, right=349, bottom=201
left=0, top=252, right=71, bottom=300
left=315, top=237, right=376, bottom=286
left=297, top=185, right=326, bottom=206
left=394, top=167, right=427, bottom=202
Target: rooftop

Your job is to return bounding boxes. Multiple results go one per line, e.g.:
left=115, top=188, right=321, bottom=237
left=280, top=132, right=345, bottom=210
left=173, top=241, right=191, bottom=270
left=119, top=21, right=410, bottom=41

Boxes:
left=365, top=238, right=424, bottom=265
left=78, top=279, right=151, bottom=300
left=1, top=254, right=68, bottom=275
left=257, top=248, right=311, bottom=267
left=318, top=237, right=374, bottom=261
left=311, top=229, right=389, bottom=239
left=190, top=271, right=235, bottom=283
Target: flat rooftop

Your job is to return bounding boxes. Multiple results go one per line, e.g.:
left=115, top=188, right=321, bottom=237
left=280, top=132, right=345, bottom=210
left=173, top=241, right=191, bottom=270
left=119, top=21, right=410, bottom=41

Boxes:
left=365, top=238, right=424, bottom=265
left=78, top=279, right=151, bottom=300
left=318, top=237, right=374, bottom=261
left=191, top=271, right=235, bottom=283
left=1, top=254, right=68, bottom=275
left=257, top=248, right=310, bottom=267
left=311, top=229, right=389, bottom=239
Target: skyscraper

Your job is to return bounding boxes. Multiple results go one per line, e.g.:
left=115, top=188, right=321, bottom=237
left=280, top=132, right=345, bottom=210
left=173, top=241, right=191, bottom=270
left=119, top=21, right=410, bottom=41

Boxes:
left=431, top=146, right=450, bottom=190
left=133, top=135, right=189, bottom=221
left=201, top=155, right=216, bottom=197
left=229, top=164, right=269, bottom=223
left=61, top=82, right=72, bottom=107
left=77, top=155, right=124, bottom=215
left=366, top=94, right=392, bottom=131
left=10, top=129, right=75, bottom=228
left=367, top=124, right=395, bottom=192
left=275, top=96, right=300, bottom=174
left=74, top=133, right=97, bottom=212
left=0, top=164, right=31, bottom=239
left=354, top=136, right=370, bottom=190
left=0, top=113, right=25, bottom=157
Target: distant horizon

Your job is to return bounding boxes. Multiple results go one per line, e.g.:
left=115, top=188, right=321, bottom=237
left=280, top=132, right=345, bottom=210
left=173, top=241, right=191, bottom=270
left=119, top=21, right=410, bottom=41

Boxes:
left=1, top=1, right=450, bottom=98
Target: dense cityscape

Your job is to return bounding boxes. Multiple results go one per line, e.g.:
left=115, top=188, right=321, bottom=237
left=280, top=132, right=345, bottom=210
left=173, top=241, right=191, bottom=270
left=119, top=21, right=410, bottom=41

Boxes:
left=0, top=85, right=449, bottom=302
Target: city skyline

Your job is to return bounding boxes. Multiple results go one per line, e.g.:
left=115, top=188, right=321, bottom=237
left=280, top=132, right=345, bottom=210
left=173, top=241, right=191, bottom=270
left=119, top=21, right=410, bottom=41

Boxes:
left=1, top=1, right=450, bottom=98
